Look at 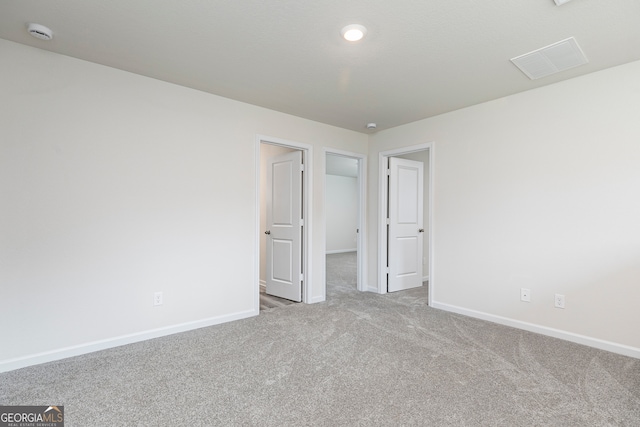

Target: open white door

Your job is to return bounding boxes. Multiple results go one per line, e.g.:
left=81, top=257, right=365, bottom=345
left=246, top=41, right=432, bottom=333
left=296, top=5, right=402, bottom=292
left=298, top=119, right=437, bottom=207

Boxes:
left=265, top=150, right=303, bottom=302
left=387, top=157, right=424, bottom=292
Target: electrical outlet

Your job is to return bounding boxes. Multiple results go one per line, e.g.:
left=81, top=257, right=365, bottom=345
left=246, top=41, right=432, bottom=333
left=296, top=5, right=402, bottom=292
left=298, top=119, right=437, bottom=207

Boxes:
left=154, top=291, right=163, bottom=306
left=555, top=294, right=565, bottom=309
left=520, top=288, right=531, bottom=302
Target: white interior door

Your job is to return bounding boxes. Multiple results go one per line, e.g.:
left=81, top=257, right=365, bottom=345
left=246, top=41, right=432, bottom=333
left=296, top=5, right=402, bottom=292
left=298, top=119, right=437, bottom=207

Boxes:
left=266, top=150, right=303, bottom=302
left=388, top=157, right=424, bottom=292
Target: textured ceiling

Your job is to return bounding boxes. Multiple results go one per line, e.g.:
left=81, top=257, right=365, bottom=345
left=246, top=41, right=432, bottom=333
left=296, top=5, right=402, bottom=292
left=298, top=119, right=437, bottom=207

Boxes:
left=1, top=0, right=639, bottom=133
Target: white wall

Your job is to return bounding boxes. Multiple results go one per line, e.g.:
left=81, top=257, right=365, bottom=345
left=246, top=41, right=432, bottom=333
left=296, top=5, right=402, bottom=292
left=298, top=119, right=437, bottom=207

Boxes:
left=0, top=39, right=367, bottom=370
left=368, top=60, right=640, bottom=356
left=325, top=174, right=358, bottom=253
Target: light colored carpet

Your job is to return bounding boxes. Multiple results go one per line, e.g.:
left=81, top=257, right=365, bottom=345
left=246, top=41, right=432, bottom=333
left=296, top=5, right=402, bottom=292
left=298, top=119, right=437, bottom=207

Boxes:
left=326, top=251, right=358, bottom=290
left=1, top=254, right=638, bottom=426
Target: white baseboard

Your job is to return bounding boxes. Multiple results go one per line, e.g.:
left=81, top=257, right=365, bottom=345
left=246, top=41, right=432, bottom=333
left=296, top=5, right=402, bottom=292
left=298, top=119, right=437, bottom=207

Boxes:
left=326, top=249, right=357, bottom=254
left=431, top=301, right=640, bottom=359
left=422, top=275, right=429, bottom=282
left=0, top=309, right=258, bottom=373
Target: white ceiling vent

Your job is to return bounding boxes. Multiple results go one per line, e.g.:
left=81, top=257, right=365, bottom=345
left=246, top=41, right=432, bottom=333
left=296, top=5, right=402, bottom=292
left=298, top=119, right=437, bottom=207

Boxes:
left=511, top=37, right=588, bottom=80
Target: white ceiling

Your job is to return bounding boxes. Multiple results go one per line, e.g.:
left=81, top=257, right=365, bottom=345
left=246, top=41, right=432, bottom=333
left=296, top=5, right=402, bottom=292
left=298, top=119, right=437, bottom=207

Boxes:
left=1, top=0, right=639, bottom=133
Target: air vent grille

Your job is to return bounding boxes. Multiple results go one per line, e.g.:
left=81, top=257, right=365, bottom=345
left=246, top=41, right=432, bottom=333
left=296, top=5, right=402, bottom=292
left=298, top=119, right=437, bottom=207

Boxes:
left=511, top=37, right=588, bottom=80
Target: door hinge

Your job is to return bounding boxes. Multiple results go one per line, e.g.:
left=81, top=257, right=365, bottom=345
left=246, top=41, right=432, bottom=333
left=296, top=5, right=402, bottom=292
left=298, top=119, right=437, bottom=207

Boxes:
left=385, top=267, right=390, bottom=274
left=386, top=168, right=390, bottom=176
left=300, top=218, right=304, bottom=226
left=300, top=273, right=304, bottom=282
left=386, top=218, right=390, bottom=225
left=300, top=164, right=305, bottom=172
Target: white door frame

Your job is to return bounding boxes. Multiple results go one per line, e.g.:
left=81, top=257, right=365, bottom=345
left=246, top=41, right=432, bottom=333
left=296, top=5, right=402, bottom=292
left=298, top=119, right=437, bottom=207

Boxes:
left=378, top=142, right=434, bottom=304
left=323, top=148, right=368, bottom=295
left=255, top=135, right=313, bottom=310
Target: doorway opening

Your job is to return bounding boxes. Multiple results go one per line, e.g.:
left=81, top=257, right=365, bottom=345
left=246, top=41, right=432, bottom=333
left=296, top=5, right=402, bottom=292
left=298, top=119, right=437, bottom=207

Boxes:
left=378, top=143, right=433, bottom=305
left=324, top=149, right=367, bottom=300
left=256, top=136, right=313, bottom=312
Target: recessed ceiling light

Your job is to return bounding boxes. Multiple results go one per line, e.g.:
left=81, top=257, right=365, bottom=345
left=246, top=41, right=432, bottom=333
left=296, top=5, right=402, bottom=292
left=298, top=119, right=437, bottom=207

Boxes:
left=27, top=23, right=53, bottom=41
left=341, top=24, right=367, bottom=42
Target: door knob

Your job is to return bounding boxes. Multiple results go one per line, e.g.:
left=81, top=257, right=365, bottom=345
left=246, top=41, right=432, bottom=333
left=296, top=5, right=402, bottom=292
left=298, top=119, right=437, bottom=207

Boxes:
left=265, top=230, right=271, bottom=235
left=418, top=229, right=424, bottom=233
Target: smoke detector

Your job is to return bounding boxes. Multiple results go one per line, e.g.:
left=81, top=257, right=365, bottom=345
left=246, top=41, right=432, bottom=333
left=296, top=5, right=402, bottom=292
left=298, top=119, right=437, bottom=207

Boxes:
left=27, top=23, right=53, bottom=41
left=366, top=123, right=377, bottom=130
